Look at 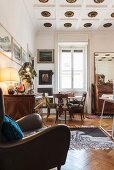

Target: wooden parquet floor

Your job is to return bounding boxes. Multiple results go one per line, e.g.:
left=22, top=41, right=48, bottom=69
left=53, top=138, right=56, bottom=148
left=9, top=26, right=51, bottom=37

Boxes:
left=43, top=113, right=114, bottom=170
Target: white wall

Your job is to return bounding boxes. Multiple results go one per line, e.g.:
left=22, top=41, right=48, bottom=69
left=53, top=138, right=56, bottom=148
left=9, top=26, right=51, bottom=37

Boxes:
left=0, top=0, right=36, bottom=68
left=35, top=30, right=114, bottom=113
left=0, top=0, right=35, bottom=53
left=34, top=32, right=55, bottom=94
left=0, top=0, right=35, bottom=93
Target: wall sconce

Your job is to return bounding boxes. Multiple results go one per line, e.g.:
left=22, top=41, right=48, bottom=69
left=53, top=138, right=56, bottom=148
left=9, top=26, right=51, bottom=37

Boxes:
left=0, top=67, right=20, bottom=94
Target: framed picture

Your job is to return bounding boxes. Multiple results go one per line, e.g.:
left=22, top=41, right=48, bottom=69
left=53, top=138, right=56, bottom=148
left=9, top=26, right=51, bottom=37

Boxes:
left=37, top=88, right=53, bottom=96
left=37, top=49, right=54, bottom=63
left=39, top=70, right=53, bottom=85
left=0, top=24, right=12, bottom=58
left=13, top=39, right=22, bottom=64
left=22, top=49, right=27, bottom=64
left=27, top=46, right=32, bottom=63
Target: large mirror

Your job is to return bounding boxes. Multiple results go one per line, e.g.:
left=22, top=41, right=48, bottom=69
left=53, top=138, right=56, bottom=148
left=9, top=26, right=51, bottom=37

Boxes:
left=92, top=52, right=114, bottom=114
left=94, top=52, right=114, bottom=85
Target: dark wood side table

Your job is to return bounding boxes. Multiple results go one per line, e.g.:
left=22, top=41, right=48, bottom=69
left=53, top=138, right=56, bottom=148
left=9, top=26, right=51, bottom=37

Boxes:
left=4, top=95, right=35, bottom=120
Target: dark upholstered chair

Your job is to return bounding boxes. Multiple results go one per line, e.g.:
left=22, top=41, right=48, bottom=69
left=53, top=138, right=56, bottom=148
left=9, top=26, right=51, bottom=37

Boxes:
left=69, top=92, right=87, bottom=120
left=0, top=88, right=70, bottom=170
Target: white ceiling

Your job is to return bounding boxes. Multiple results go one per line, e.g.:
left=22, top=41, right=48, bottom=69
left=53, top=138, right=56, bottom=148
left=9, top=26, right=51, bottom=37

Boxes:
left=24, top=0, right=114, bottom=32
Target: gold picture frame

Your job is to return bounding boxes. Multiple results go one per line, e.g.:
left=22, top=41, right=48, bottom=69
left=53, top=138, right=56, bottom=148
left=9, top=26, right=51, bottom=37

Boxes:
left=13, top=39, right=22, bottom=64
left=0, top=23, right=12, bottom=58
left=37, top=49, right=54, bottom=63
left=22, top=48, right=27, bottom=65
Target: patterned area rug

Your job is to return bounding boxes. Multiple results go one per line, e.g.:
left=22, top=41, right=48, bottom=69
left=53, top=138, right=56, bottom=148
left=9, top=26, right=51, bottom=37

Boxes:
left=70, top=127, right=114, bottom=150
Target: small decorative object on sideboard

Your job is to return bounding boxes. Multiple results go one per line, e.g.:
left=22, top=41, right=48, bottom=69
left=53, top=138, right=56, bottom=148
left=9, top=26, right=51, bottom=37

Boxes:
left=15, top=84, right=25, bottom=94
left=18, top=62, right=37, bottom=94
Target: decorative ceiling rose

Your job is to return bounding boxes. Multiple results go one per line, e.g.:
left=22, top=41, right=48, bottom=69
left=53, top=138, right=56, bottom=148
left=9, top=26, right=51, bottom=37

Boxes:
left=111, top=13, right=114, bottom=17
left=39, top=0, right=49, bottom=3
left=105, top=54, right=110, bottom=56
left=103, top=23, right=112, bottom=28
left=88, top=11, right=98, bottom=17
left=41, top=11, right=51, bottom=17
left=64, top=23, right=72, bottom=27
left=44, top=23, right=52, bottom=27
left=66, top=0, right=77, bottom=3
left=84, top=23, right=92, bottom=27
left=94, top=0, right=104, bottom=3
left=65, top=11, right=74, bottom=17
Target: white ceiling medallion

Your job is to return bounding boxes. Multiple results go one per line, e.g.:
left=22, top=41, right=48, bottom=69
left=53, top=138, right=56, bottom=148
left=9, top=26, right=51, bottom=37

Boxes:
left=103, top=23, right=112, bottom=28
left=39, top=0, right=49, bottom=3
left=65, top=11, right=74, bottom=17
left=84, top=23, right=92, bottom=27
left=66, top=0, right=77, bottom=3
left=41, top=11, right=51, bottom=17
left=88, top=11, right=98, bottom=17
left=64, top=23, right=72, bottom=27
left=94, top=0, right=104, bottom=3
left=44, top=23, right=52, bottom=27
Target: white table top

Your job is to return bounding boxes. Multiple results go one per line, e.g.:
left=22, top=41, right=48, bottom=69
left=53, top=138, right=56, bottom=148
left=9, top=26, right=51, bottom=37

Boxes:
left=35, top=95, right=82, bottom=100
left=99, top=96, right=114, bottom=103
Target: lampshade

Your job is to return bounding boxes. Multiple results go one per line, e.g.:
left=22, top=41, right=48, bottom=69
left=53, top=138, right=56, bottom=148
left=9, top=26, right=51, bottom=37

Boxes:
left=0, top=67, right=20, bottom=83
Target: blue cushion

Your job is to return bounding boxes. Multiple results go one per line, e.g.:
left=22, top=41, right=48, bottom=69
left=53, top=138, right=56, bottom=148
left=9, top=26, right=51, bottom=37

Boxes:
left=2, top=115, right=24, bottom=142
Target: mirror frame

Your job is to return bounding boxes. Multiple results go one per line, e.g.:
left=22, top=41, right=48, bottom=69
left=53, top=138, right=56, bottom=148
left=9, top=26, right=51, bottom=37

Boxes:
left=94, top=52, right=114, bottom=84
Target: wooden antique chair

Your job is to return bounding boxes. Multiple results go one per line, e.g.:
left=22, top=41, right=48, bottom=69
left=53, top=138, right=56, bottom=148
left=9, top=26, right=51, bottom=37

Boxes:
left=69, top=92, right=87, bottom=120
left=53, top=93, right=71, bottom=123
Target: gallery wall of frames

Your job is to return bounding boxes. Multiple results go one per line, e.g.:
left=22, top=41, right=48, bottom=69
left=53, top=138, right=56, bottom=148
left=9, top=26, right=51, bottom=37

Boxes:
left=0, top=23, right=33, bottom=66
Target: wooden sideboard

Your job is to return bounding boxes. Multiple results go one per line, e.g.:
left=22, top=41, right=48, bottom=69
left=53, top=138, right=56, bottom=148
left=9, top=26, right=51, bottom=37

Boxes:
left=4, top=95, right=35, bottom=120
left=92, top=84, right=114, bottom=114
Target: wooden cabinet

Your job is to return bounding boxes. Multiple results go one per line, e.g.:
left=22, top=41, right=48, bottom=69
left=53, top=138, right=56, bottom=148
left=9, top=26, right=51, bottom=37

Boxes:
left=4, top=95, right=35, bottom=120
left=92, top=84, right=114, bottom=114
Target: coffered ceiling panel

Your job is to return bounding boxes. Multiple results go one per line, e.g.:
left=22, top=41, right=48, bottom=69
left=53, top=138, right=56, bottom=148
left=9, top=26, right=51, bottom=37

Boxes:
left=34, top=7, right=56, bottom=19
left=59, top=0, right=83, bottom=7
left=58, top=8, right=80, bottom=20
left=24, top=0, right=114, bottom=32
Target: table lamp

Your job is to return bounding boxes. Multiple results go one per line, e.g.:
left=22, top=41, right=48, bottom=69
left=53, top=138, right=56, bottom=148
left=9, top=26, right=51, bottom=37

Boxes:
left=0, top=67, right=20, bottom=94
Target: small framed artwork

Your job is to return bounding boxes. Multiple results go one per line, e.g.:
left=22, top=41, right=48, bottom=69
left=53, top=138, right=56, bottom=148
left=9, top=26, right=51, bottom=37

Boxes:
left=22, top=49, right=27, bottom=64
left=37, top=49, right=54, bottom=63
left=27, top=45, right=32, bottom=63
left=39, top=70, right=53, bottom=85
left=13, top=39, right=22, bottom=64
left=0, top=23, right=12, bottom=58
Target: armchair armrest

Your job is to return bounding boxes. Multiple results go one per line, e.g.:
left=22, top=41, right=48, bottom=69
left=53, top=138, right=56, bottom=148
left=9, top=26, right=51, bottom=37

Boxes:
left=0, top=124, right=70, bottom=170
left=16, top=113, right=43, bottom=132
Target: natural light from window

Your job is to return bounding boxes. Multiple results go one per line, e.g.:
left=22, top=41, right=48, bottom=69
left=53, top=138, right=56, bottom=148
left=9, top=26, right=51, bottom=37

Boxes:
left=59, top=43, right=87, bottom=92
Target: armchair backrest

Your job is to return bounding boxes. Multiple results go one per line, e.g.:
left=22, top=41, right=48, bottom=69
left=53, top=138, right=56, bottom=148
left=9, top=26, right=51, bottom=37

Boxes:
left=79, top=92, right=87, bottom=108
left=0, top=88, right=5, bottom=126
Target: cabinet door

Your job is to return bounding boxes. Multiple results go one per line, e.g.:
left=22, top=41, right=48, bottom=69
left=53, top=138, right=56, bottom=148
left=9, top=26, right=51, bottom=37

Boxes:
left=4, top=95, right=35, bottom=120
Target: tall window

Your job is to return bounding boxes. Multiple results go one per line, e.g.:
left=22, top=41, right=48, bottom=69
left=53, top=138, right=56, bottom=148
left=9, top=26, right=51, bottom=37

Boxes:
left=59, top=46, right=87, bottom=91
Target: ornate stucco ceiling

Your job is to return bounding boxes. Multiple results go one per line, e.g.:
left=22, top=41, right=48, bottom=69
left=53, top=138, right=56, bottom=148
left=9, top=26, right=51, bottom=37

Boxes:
left=24, top=0, right=114, bottom=32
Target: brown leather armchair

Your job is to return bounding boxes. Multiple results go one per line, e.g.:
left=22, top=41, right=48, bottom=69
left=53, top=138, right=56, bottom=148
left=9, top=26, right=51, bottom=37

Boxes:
left=0, top=88, right=70, bottom=170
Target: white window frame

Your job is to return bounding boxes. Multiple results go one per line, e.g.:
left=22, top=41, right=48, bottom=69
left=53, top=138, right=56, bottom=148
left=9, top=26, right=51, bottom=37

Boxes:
left=58, top=44, right=87, bottom=92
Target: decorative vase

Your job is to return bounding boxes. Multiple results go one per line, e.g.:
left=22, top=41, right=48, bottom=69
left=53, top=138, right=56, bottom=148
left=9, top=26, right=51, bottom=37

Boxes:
left=22, top=79, right=33, bottom=94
